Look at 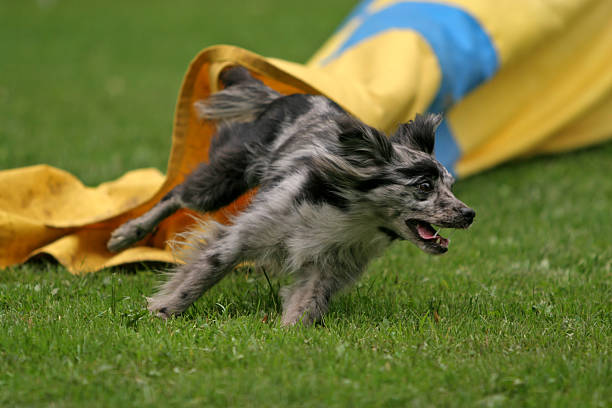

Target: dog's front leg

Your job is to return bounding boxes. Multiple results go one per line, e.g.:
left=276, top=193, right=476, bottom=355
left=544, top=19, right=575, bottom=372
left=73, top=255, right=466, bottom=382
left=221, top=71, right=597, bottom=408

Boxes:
left=280, top=267, right=348, bottom=326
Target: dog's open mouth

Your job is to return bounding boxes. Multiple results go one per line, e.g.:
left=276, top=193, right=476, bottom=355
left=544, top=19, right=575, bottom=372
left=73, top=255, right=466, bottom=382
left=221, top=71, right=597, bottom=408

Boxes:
left=406, top=220, right=449, bottom=252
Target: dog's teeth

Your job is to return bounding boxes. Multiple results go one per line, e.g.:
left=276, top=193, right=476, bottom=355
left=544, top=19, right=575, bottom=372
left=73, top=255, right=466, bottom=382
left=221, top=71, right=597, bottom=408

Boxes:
left=433, top=229, right=439, bottom=238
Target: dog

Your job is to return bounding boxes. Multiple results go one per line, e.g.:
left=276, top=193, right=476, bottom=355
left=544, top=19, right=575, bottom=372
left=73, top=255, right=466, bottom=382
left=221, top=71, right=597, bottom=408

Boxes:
left=107, top=66, right=475, bottom=326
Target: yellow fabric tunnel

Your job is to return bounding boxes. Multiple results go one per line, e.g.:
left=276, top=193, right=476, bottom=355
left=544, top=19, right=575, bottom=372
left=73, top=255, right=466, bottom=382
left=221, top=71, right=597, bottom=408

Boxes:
left=1, top=0, right=610, bottom=273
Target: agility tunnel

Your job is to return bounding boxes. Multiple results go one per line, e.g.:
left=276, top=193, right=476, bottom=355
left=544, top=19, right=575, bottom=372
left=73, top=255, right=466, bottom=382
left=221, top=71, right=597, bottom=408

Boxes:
left=1, top=0, right=610, bottom=272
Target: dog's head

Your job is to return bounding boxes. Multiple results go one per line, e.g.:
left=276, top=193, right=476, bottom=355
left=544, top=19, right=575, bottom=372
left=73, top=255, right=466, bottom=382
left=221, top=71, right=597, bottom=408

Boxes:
left=336, top=113, right=475, bottom=254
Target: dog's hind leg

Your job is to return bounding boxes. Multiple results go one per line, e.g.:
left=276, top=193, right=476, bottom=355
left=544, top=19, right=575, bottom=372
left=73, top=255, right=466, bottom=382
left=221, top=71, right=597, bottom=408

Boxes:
left=106, top=188, right=183, bottom=252
left=147, top=225, right=248, bottom=318
left=107, top=148, right=251, bottom=252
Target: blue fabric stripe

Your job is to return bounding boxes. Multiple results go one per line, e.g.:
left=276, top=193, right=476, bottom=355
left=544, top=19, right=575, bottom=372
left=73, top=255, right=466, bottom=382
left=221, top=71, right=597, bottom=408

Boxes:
left=323, top=1, right=499, bottom=174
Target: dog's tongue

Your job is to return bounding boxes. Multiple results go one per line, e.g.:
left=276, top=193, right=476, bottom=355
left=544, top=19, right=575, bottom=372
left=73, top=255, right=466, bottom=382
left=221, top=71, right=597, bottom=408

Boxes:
left=417, top=222, right=450, bottom=247
left=417, top=223, right=437, bottom=239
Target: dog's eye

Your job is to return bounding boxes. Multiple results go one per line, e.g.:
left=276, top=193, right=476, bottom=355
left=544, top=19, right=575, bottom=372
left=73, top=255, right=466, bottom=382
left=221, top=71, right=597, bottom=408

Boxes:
left=417, top=181, right=433, bottom=192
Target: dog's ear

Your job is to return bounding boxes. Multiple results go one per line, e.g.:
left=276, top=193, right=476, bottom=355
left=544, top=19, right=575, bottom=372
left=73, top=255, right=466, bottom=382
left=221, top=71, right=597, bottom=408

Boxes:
left=337, top=118, right=393, bottom=165
left=391, top=113, right=442, bottom=154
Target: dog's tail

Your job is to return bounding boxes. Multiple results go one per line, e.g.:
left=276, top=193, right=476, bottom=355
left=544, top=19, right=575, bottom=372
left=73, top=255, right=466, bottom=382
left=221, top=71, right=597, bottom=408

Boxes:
left=194, top=66, right=282, bottom=122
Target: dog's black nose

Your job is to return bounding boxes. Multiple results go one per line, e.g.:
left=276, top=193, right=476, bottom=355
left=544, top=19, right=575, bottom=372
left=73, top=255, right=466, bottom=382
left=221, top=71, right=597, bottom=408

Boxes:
left=461, top=207, right=476, bottom=223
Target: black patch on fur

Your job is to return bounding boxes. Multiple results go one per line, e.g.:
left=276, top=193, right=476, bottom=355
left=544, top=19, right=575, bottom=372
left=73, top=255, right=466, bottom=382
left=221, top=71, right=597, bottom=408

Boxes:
left=295, top=170, right=349, bottom=210
left=179, top=152, right=250, bottom=212
left=208, top=253, right=222, bottom=269
left=180, top=292, right=188, bottom=300
left=260, top=94, right=312, bottom=122
left=378, top=227, right=400, bottom=241
left=337, top=118, right=392, bottom=164
left=356, top=175, right=395, bottom=192
left=391, top=113, right=442, bottom=154
left=252, top=94, right=313, bottom=148
left=397, top=160, right=441, bottom=180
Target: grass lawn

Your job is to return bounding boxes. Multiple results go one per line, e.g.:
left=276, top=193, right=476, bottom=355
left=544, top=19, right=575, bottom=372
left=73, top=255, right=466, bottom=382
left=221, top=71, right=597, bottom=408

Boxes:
left=1, top=1, right=611, bottom=407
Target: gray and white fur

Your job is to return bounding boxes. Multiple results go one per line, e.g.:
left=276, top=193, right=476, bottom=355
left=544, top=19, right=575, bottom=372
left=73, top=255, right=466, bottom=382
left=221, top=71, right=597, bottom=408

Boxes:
left=107, top=66, right=475, bottom=326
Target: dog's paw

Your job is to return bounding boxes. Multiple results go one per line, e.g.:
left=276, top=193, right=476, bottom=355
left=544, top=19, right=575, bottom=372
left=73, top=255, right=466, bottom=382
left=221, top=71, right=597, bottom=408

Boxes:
left=147, top=296, right=173, bottom=319
left=280, top=312, right=317, bottom=327
left=107, top=221, right=147, bottom=252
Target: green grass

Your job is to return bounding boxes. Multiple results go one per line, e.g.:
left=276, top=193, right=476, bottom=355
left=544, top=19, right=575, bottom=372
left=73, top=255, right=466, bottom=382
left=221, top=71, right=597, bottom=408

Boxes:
left=1, top=1, right=611, bottom=407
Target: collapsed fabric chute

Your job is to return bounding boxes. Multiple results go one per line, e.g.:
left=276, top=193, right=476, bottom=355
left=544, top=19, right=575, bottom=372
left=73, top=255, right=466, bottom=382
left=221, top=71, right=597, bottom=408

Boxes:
left=1, top=0, right=610, bottom=273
